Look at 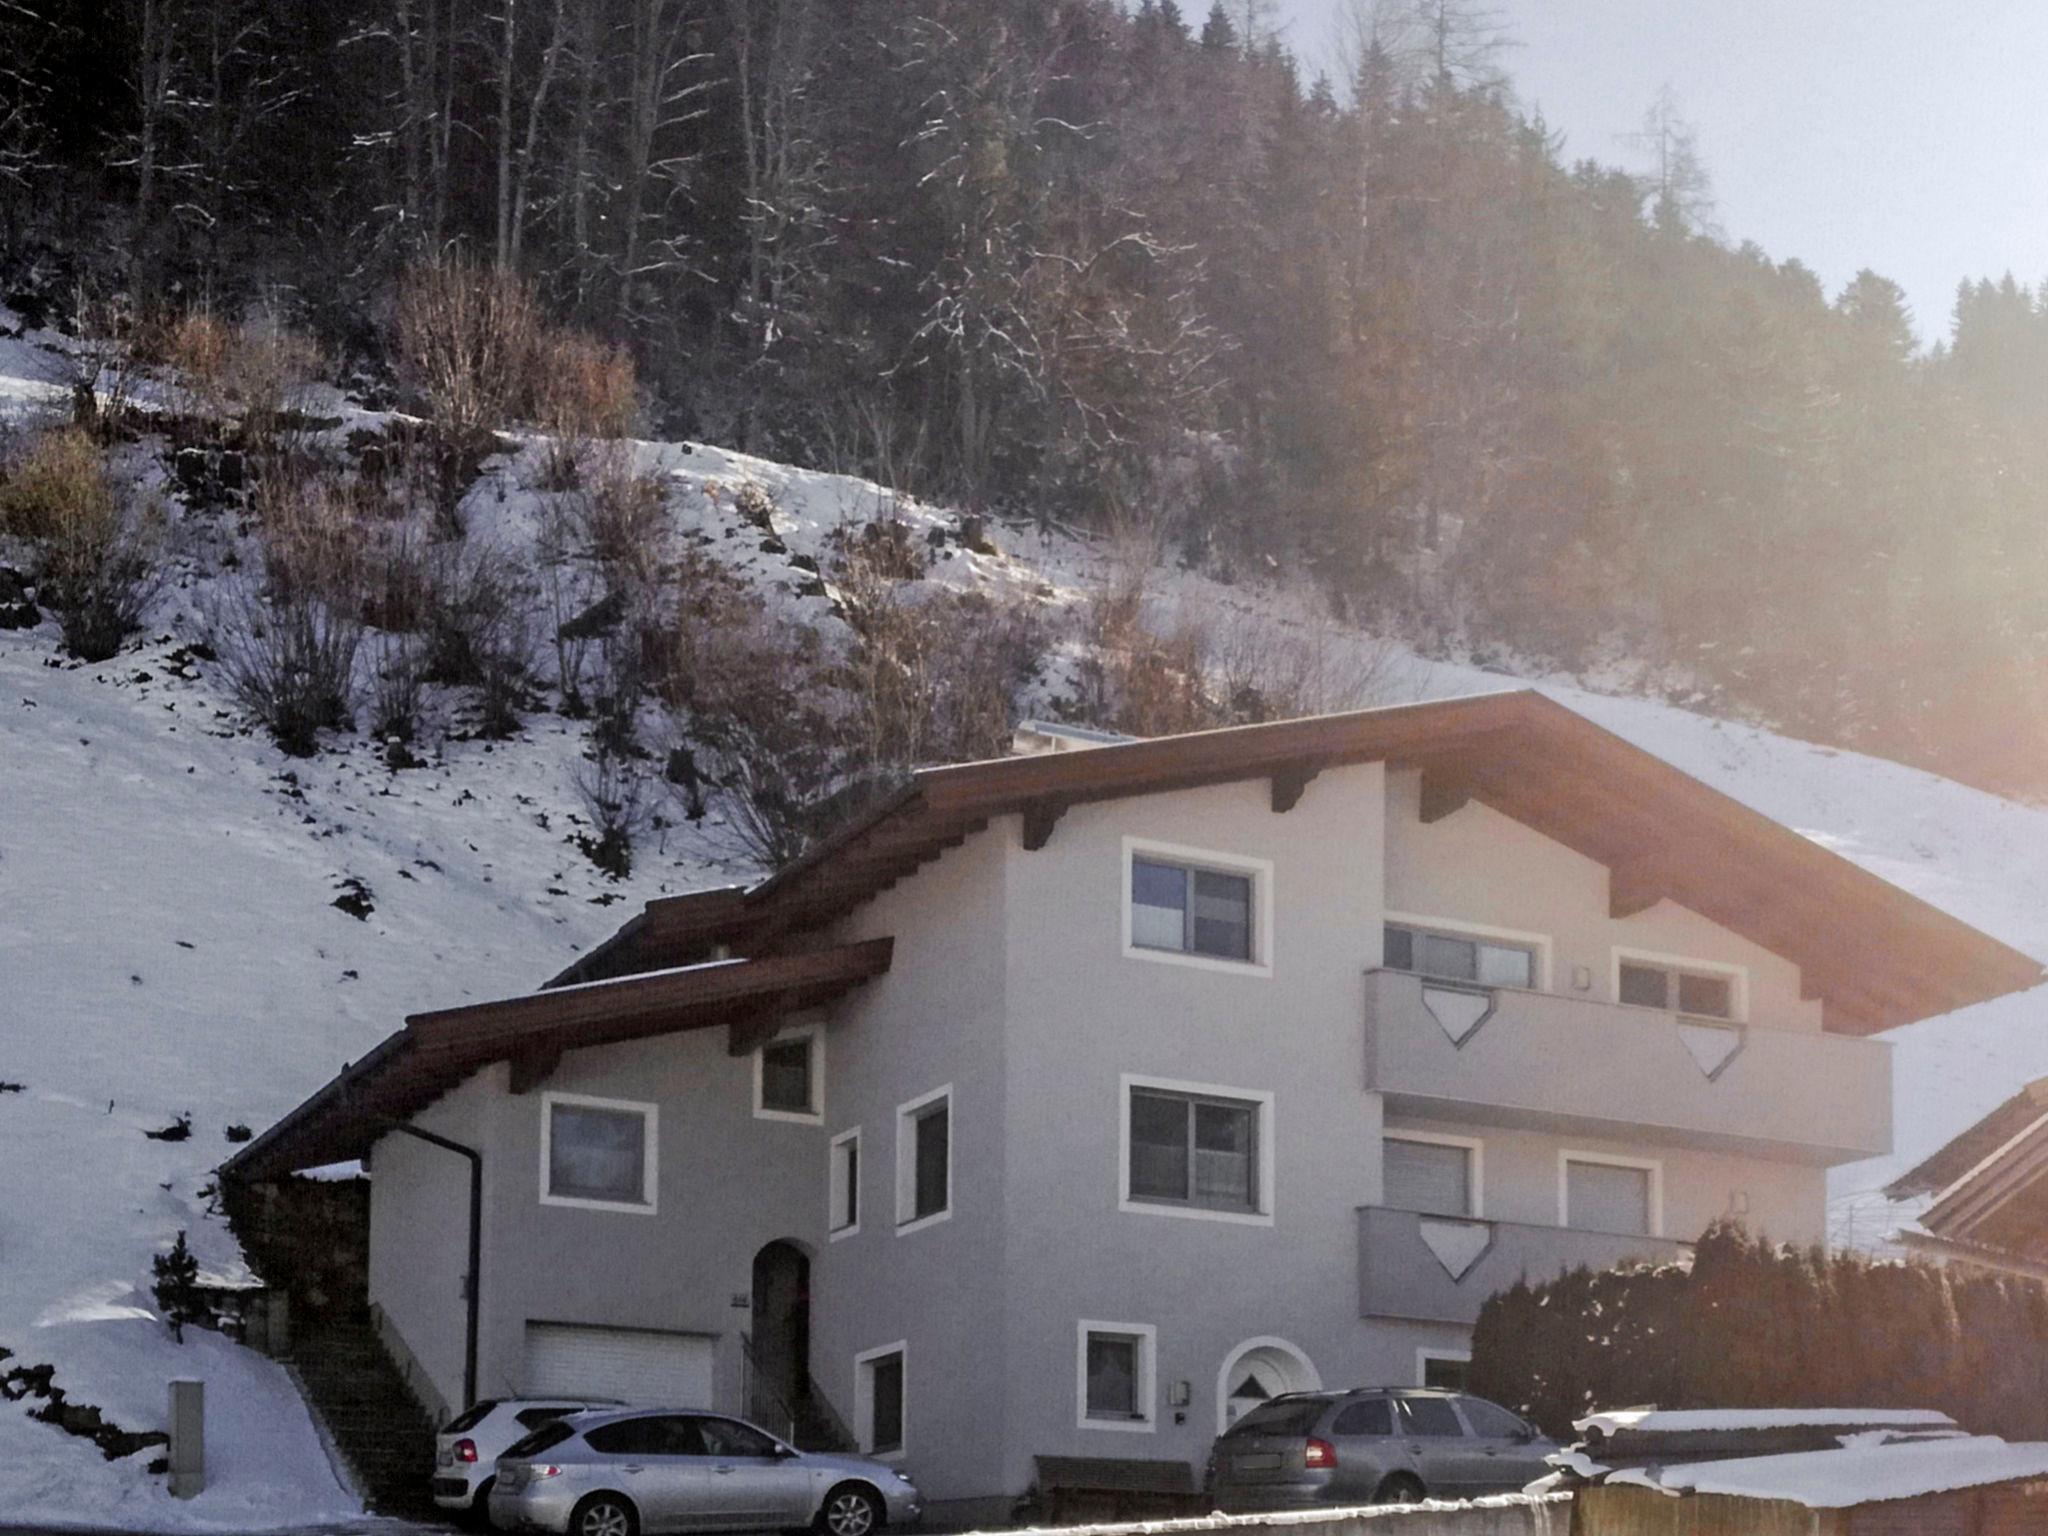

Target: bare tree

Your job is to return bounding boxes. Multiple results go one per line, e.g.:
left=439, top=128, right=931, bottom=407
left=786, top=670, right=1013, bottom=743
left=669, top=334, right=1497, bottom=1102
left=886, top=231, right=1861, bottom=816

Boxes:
left=1624, top=83, right=1718, bottom=238
left=614, top=0, right=712, bottom=329
left=493, top=0, right=571, bottom=271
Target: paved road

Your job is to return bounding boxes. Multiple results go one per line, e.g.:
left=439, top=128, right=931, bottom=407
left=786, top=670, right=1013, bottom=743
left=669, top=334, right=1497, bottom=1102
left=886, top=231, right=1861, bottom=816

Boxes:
left=0, top=1523, right=453, bottom=1536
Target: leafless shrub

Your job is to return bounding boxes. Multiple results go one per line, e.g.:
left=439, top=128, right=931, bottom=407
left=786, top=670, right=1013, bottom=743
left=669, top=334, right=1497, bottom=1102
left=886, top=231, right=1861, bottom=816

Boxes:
left=163, top=308, right=322, bottom=445
left=368, top=632, right=427, bottom=744
left=576, top=458, right=666, bottom=586
left=572, top=744, right=648, bottom=879
left=1204, top=599, right=1416, bottom=721
left=421, top=542, right=533, bottom=738
left=533, top=330, right=636, bottom=488
left=214, top=579, right=361, bottom=756
left=394, top=257, right=542, bottom=438
left=1077, top=564, right=1221, bottom=738
left=0, top=427, right=158, bottom=660
left=247, top=462, right=371, bottom=611
left=61, top=287, right=144, bottom=443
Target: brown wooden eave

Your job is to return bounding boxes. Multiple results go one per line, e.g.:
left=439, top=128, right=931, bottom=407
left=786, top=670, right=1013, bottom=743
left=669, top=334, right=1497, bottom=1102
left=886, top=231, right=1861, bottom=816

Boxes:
left=222, top=938, right=894, bottom=1181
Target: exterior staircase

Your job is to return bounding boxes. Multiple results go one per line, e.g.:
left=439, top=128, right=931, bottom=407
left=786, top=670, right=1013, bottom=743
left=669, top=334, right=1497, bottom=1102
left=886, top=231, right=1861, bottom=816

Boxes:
left=286, top=1317, right=441, bottom=1520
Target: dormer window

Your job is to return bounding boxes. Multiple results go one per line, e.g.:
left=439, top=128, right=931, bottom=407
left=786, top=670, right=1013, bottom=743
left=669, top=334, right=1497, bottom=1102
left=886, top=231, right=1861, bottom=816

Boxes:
left=1384, top=923, right=1535, bottom=990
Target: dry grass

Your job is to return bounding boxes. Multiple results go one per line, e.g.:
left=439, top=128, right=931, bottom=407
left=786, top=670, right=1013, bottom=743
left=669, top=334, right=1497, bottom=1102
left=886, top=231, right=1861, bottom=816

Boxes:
left=0, top=428, right=115, bottom=542
left=394, top=258, right=542, bottom=438
left=534, top=330, right=637, bottom=486
left=163, top=310, right=322, bottom=442
left=0, top=427, right=158, bottom=661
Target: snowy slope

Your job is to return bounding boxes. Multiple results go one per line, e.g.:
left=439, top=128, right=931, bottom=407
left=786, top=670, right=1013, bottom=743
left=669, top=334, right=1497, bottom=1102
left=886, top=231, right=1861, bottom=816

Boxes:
left=4, top=315, right=2048, bottom=1525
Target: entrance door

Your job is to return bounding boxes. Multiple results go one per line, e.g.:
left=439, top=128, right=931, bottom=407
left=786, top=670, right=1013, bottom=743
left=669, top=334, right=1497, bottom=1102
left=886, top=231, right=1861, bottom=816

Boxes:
left=1224, top=1357, right=1288, bottom=1429
left=748, top=1241, right=811, bottom=1437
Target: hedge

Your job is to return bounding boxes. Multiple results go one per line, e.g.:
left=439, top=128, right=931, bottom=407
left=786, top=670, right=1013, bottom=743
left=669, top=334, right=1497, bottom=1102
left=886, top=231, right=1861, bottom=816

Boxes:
left=1468, top=1221, right=2048, bottom=1440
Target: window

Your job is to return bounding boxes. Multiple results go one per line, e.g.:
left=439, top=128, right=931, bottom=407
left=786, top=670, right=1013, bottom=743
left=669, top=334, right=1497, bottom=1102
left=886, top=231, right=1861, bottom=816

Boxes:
left=506, top=1421, right=579, bottom=1458
left=1123, top=840, right=1272, bottom=975
left=584, top=1416, right=704, bottom=1456
left=1616, top=956, right=1740, bottom=1019
left=894, top=1087, right=952, bottom=1233
left=1458, top=1398, right=1529, bottom=1439
left=1132, top=858, right=1252, bottom=961
left=1418, top=1353, right=1470, bottom=1391
left=540, top=1093, right=657, bottom=1212
left=1400, top=1396, right=1468, bottom=1436
left=856, top=1344, right=906, bottom=1458
left=829, top=1128, right=861, bottom=1239
left=698, top=1418, right=782, bottom=1458
left=1562, top=1154, right=1659, bottom=1236
left=1078, top=1322, right=1157, bottom=1430
left=1331, top=1399, right=1397, bottom=1437
left=1128, top=1088, right=1258, bottom=1214
left=1385, top=923, right=1535, bottom=989
left=1383, top=1135, right=1479, bottom=1218
left=754, top=1025, right=822, bottom=1122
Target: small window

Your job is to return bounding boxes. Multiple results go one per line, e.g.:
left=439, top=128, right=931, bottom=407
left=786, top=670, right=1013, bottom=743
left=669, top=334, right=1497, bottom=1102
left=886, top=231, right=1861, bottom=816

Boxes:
left=1565, top=1157, right=1653, bottom=1235
left=1385, top=924, right=1534, bottom=989
left=1132, top=857, right=1253, bottom=962
left=1331, top=1399, right=1396, bottom=1437
left=1128, top=1088, right=1258, bottom=1213
left=895, top=1088, right=951, bottom=1231
left=857, top=1347, right=905, bottom=1457
left=1420, top=1355, right=1470, bottom=1391
left=1079, top=1324, right=1155, bottom=1428
left=829, top=1128, right=861, bottom=1238
left=543, top=1094, right=656, bottom=1211
left=755, top=1027, right=822, bottom=1121
left=1401, top=1396, right=1468, bottom=1436
left=1383, top=1137, right=1475, bottom=1218
left=1618, top=960, right=1735, bottom=1019
left=1458, top=1398, right=1528, bottom=1439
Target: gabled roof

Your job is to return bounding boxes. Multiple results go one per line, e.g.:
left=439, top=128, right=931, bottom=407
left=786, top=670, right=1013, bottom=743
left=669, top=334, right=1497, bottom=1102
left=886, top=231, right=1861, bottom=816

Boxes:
left=551, top=690, right=2040, bottom=1037
left=223, top=939, right=893, bottom=1181
left=1886, top=1077, right=2048, bottom=1200
left=1884, top=1075, right=2048, bottom=1257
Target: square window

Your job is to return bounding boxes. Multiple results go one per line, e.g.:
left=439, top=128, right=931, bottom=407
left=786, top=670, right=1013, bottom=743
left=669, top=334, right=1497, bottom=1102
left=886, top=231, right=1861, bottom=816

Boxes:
left=1128, top=849, right=1260, bottom=966
left=895, top=1088, right=952, bottom=1232
left=1079, top=1324, right=1155, bottom=1429
left=1125, top=1086, right=1262, bottom=1216
left=1419, top=1356, right=1470, bottom=1392
left=542, top=1095, right=655, bottom=1210
left=1419, top=932, right=1478, bottom=981
left=760, top=1038, right=814, bottom=1114
left=857, top=1347, right=905, bottom=1457
left=1383, top=1137, right=1475, bottom=1217
left=1565, top=1158, right=1654, bottom=1235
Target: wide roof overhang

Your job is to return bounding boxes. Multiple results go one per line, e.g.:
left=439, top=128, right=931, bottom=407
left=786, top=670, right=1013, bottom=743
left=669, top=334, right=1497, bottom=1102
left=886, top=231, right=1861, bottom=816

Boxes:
left=552, top=690, right=2041, bottom=1037
left=224, top=938, right=893, bottom=1181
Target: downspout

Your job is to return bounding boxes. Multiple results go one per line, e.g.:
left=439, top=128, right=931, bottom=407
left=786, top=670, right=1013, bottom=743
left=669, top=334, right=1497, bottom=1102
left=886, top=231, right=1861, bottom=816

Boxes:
left=383, top=1123, right=483, bottom=1411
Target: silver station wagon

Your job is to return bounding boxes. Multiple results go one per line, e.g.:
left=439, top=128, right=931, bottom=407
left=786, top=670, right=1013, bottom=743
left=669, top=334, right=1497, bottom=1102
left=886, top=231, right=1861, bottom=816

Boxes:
left=490, top=1408, right=923, bottom=1536
left=1204, top=1388, right=1557, bottom=1510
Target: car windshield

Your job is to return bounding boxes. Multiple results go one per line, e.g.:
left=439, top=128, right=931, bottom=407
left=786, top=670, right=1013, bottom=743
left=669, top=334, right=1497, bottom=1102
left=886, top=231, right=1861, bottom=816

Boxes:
left=444, top=1400, right=499, bottom=1434
left=1222, top=1399, right=1328, bottom=1438
left=503, top=1421, right=576, bottom=1459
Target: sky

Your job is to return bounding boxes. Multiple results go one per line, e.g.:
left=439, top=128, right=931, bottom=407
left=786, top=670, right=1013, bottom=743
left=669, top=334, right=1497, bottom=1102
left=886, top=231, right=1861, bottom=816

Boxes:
left=1272, top=0, right=2048, bottom=344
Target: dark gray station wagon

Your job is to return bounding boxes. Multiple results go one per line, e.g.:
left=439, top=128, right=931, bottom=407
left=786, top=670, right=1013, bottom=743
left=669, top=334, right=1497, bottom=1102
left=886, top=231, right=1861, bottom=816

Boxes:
left=1204, top=1388, right=1556, bottom=1510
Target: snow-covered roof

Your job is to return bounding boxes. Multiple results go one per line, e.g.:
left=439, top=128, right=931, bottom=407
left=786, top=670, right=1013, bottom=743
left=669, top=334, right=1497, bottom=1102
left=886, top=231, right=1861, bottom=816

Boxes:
left=1577, top=1407, right=1958, bottom=1437
left=1605, top=1434, right=2048, bottom=1508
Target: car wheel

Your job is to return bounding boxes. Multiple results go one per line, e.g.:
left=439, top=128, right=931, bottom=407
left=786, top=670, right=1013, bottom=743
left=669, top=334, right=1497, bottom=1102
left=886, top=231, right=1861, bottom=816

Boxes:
left=1373, top=1473, right=1426, bottom=1506
left=571, top=1492, right=640, bottom=1536
left=817, top=1483, right=883, bottom=1536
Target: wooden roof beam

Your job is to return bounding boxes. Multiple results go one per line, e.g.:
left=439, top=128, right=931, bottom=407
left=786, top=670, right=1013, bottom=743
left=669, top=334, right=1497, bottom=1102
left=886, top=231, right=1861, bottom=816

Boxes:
left=1021, top=798, right=1067, bottom=851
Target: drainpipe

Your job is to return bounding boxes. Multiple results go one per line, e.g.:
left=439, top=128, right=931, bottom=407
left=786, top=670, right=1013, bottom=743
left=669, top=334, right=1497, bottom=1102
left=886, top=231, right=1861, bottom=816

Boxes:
left=383, top=1123, right=483, bottom=1411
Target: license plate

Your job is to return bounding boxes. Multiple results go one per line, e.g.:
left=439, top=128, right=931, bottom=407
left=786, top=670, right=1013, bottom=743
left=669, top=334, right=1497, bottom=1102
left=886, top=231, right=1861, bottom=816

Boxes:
left=1235, top=1453, right=1282, bottom=1471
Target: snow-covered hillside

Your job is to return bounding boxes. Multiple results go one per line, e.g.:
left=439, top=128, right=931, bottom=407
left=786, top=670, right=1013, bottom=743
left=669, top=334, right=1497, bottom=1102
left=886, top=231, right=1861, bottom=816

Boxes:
left=4, top=314, right=2047, bottom=1526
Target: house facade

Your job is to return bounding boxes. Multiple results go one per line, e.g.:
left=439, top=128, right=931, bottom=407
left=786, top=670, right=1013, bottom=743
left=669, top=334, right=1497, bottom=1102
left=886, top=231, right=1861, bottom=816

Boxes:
left=226, top=691, right=2039, bottom=1524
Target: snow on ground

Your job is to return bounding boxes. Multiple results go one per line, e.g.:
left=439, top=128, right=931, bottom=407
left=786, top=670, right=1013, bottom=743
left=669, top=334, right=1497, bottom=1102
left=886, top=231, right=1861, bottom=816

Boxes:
left=4, top=311, right=2048, bottom=1523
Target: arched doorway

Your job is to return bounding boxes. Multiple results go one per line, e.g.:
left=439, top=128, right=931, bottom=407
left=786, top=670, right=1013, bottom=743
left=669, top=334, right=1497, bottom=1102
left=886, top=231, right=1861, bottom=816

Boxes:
left=1216, top=1337, right=1320, bottom=1435
left=748, top=1241, right=811, bottom=1436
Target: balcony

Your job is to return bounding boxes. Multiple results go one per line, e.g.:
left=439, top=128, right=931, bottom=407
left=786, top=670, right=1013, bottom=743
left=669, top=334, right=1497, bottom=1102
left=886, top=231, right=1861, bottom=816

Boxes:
left=1362, top=968, right=1890, bottom=1164
left=1358, top=1205, right=1689, bottom=1324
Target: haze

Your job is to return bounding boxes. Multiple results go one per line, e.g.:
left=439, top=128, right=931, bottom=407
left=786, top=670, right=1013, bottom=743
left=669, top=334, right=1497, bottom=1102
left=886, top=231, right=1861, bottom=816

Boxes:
left=1277, top=0, right=2048, bottom=345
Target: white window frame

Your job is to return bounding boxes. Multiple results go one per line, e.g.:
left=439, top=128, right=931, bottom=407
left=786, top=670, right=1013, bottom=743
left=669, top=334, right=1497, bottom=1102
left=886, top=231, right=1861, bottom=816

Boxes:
left=1382, top=1128, right=1485, bottom=1218
left=1076, top=1320, right=1158, bottom=1432
left=1416, top=1347, right=1472, bottom=1389
left=1118, top=1073, right=1276, bottom=1226
left=895, top=1084, right=953, bottom=1235
left=854, top=1341, right=908, bottom=1461
left=753, top=1021, right=825, bottom=1124
left=1122, top=837, right=1275, bottom=978
left=538, top=1090, right=659, bottom=1215
left=828, top=1126, right=861, bottom=1241
left=1558, top=1150, right=1664, bottom=1237
left=1611, top=947, right=1749, bottom=1022
left=1384, top=911, right=1553, bottom=992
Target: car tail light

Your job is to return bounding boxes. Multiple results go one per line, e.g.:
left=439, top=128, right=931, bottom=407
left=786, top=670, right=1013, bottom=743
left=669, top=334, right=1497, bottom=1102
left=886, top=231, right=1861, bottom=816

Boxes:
left=1304, top=1437, right=1337, bottom=1469
left=534, top=1465, right=563, bottom=1479
left=455, top=1439, right=478, bottom=1464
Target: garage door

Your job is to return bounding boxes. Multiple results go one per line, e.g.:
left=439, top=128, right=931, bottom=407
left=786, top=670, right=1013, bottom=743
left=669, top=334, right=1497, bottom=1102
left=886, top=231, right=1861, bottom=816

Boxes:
left=524, top=1323, right=715, bottom=1407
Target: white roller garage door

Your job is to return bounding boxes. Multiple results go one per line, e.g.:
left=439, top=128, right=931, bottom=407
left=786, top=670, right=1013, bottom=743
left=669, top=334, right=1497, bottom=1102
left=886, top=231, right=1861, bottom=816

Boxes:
left=524, top=1323, right=715, bottom=1407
